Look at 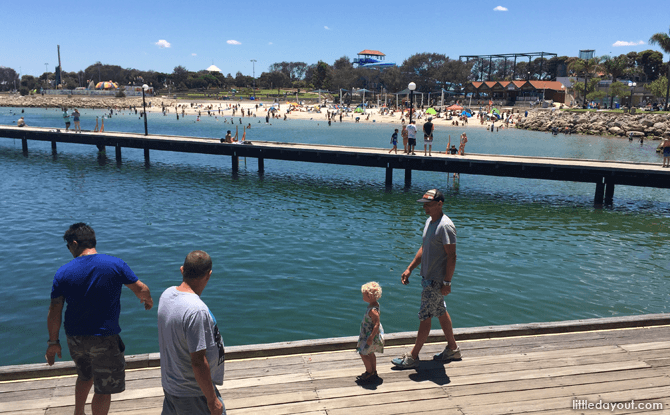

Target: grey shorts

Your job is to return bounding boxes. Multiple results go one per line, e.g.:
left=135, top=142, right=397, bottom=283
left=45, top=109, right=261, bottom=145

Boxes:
left=162, top=387, right=226, bottom=415
left=418, top=279, right=447, bottom=321
left=67, top=334, right=126, bottom=394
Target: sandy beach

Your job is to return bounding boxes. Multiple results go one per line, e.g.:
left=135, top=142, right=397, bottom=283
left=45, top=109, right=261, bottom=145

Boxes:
left=0, top=94, right=517, bottom=132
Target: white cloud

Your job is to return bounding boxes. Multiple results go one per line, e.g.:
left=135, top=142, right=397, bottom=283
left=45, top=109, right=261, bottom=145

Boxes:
left=324, top=26, right=331, bottom=30
left=191, top=53, right=197, bottom=56
left=268, top=42, right=273, bottom=45
left=612, top=40, right=644, bottom=47
left=227, top=40, right=241, bottom=45
left=493, top=6, right=508, bottom=11
left=155, top=39, right=171, bottom=48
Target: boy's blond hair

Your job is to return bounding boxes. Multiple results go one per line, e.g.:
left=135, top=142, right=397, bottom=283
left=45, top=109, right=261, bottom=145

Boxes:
left=361, top=281, right=382, bottom=301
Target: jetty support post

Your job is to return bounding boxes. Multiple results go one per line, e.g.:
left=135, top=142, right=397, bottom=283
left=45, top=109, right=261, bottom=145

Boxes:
left=594, top=177, right=605, bottom=208
left=604, top=178, right=615, bottom=206
left=21, top=137, right=28, bottom=155
left=144, top=147, right=150, bottom=165
left=258, top=157, right=264, bottom=176
left=51, top=141, right=57, bottom=155
left=232, top=153, right=239, bottom=174
left=404, top=168, right=412, bottom=187
left=385, top=164, right=393, bottom=188
left=115, top=144, right=122, bottom=164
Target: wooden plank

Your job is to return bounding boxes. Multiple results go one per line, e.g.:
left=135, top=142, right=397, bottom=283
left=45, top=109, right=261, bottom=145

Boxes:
left=621, top=341, right=670, bottom=352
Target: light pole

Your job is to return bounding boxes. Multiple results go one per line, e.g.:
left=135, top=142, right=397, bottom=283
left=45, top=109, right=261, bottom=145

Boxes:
left=583, top=72, right=589, bottom=108
left=408, top=82, right=416, bottom=123
left=142, top=84, right=149, bottom=135
left=628, top=81, right=637, bottom=110
left=250, top=59, right=257, bottom=99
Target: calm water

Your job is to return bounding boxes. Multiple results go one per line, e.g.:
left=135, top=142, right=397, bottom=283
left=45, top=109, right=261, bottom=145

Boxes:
left=1, top=107, right=669, bottom=366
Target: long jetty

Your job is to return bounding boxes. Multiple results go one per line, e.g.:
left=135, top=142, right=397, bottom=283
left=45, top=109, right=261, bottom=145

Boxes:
left=2, top=125, right=669, bottom=206
left=2, top=315, right=669, bottom=414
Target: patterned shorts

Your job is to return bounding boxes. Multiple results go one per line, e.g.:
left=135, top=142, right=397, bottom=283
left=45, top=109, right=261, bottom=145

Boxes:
left=67, top=334, right=126, bottom=394
left=418, top=279, right=447, bottom=321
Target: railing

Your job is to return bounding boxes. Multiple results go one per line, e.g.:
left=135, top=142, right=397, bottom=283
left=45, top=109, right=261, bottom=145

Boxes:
left=41, top=90, right=151, bottom=97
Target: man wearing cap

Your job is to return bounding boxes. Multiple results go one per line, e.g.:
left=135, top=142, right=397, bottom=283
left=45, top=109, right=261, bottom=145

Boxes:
left=392, top=189, right=461, bottom=369
left=423, top=117, right=434, bottom=156
left=406, top=120, right=417, bottom=155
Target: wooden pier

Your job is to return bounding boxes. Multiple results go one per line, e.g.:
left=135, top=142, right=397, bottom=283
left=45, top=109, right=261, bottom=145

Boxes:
left=2, top=126, right=670, bottom=206
left=1, top=315, right=669, bottom=414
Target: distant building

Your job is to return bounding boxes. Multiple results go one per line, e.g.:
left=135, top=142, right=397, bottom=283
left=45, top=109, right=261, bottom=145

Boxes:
left=579, top=50, right=595, bottom=61
left=206, top=65, right=222, bottom=73
left=353, top=50, right=396, bottom=68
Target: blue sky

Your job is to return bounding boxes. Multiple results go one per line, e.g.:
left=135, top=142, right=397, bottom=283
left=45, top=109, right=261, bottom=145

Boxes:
left=3, top=0, right=668, bottom=78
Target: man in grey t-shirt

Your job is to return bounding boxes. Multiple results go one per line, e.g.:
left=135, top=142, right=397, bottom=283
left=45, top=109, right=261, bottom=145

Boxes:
left=158, top=251, right=225, bottom=415
left=392, top=189, right=461, bottom=369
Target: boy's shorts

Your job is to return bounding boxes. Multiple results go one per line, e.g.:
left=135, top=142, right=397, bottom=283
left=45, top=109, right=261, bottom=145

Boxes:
left=418, top=279, right=447, bottom=321
left=67, top=334, right=126, bottom=394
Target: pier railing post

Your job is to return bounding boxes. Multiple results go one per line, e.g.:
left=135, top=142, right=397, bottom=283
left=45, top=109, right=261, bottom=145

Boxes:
left=594, top=178, right=605, bottom=208
left=604, top=178, right=615, bottom=206
left=232, top=154, right=239, bottom=173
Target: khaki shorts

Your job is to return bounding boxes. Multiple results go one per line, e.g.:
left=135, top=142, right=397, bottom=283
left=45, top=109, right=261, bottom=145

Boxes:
left=67, top=334, right=126, bottom=394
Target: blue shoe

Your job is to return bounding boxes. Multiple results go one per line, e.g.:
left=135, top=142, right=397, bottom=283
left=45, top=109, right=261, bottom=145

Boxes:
left=391, top=353, right=419, bottom=369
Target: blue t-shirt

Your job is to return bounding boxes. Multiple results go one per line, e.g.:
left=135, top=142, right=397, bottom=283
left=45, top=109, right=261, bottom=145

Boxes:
left=51, top=254, right=139, bottom=336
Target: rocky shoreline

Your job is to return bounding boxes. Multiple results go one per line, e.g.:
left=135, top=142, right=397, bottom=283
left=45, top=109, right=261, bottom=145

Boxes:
left=0, top=94, right=177, bottom=110
left=515, top=109, right=670, bottom=140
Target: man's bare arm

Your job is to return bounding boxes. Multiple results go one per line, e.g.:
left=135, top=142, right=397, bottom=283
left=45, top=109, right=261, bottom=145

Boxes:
left=126, top=280, right=153, bottom=310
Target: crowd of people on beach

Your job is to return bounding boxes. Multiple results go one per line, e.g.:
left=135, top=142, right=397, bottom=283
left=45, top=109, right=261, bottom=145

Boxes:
left=45, top=186, right=459, bottom=414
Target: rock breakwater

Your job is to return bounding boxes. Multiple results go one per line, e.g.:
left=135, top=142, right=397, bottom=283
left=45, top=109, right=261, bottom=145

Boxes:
left=515, top=109, right=670, bottom=140
left=0, top=94, right=177, bottom=110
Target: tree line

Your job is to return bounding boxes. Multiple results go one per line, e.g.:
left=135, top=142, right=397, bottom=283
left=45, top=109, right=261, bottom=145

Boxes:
left=2, top=42, right=668, bottom=104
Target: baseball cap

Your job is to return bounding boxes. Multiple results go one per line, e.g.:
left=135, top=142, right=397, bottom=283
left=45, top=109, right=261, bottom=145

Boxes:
left=417, top=189, right=445, bottom=203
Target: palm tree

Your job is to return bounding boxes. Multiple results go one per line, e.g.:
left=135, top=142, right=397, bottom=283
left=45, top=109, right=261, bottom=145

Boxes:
left=568, top=57, right=603, bottom=108
left=649, top=27, right=670, bottom=110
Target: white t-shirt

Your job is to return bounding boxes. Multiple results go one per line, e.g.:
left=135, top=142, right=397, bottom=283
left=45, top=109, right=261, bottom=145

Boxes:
left=158, top=287, right=225, bottom=397
left=406, top=124, right=417, bottom=139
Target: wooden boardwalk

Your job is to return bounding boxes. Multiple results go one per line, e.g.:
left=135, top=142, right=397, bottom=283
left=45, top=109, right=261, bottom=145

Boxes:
left=2, top=318, right=670, bottom=414
left=2, top=125, right=670, bottom=205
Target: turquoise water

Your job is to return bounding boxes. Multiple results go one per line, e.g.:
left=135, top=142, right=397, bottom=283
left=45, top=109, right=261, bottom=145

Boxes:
left=1, top=107, right=669, bottom=366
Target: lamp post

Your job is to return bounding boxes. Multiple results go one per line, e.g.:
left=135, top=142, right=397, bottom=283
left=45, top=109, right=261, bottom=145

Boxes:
left=583, top=72, right=589, bottom=108
left=250, top=59, right=257, bottom=99
left=408, top=82, right=416, bottom=123
left=628, top=81, right=636, bottom=110
left=142, top=84, right=149, bottom=136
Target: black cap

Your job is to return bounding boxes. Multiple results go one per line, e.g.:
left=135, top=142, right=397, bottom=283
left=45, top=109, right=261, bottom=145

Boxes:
left=417, top=189, right=445, bottom=203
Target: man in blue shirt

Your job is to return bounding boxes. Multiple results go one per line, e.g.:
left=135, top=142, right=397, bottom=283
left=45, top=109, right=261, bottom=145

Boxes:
left=46, top=223, right=153, bottom=415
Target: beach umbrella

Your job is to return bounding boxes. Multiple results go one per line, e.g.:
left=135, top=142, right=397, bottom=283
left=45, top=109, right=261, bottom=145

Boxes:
left=447, top=104, right=463, bottom=111
left=95, top=81, right=118, bottom=90
left=426, top=108, right=437, bottom=115
left=354, top=107, right=364, bottom=113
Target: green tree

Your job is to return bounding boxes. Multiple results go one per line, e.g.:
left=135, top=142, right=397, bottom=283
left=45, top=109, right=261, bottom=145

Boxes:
left=646, top=76, right=668, bottom=102
left=311, top=61, right=331, bottom=90
left=602, top=55, right=628, bottom=107
left=636, top=50, right=664, bottom=81
left=649, top=27, right=670, bottom=109
left=608, top=81, right=630, bottom=108
left=568, top=57, right=603, bottom=107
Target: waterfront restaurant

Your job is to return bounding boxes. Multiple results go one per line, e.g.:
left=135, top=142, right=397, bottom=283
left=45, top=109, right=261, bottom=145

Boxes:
left=464, top=80, right=566, bottom=104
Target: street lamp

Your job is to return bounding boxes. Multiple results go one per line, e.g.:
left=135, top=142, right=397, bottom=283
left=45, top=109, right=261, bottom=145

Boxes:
left=142, top=84, right=149, bottom=136
left=250, top=59, right=257, bottom=99
left=628, top=81, right=636, bottom=110
left=408, top=82, right=416, bottom=123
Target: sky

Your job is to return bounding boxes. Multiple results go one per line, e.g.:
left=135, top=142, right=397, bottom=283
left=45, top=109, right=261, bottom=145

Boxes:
left=3, top=0, right=669, bottom=79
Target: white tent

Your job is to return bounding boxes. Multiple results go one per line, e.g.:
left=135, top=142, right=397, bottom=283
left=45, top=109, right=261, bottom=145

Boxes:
left=206, top=65, right=222, bottom=73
